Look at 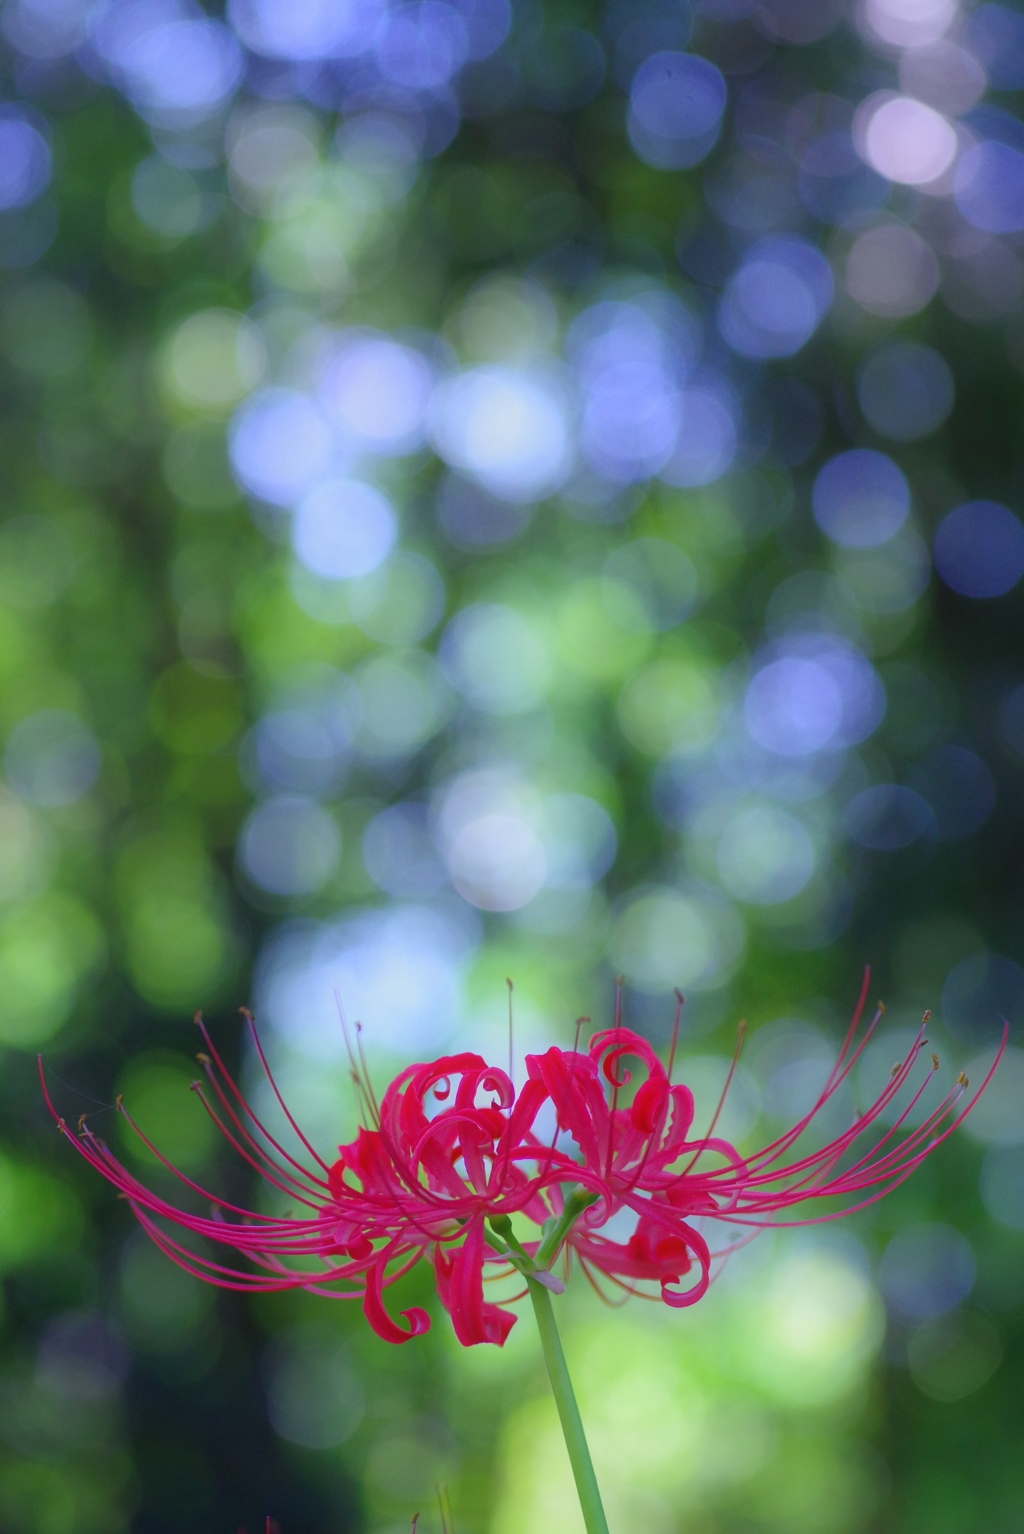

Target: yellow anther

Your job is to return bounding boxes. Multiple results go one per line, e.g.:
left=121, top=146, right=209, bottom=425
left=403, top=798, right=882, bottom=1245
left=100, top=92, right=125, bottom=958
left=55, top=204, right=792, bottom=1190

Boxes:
left=957, top=1072, right=969, bottom=1087
left=932, top=1053, right=939, bottom=1071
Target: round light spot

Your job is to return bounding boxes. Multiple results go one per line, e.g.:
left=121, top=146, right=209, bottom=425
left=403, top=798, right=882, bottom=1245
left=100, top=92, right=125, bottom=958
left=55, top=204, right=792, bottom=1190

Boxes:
left=627, top=51, right=727, bottom=170
left=934, top=501, right=1024, bottom=598
left=845, top=224, right=939, bottom=319
left=798, top=132, right=887, bottom=225
left=716, top=806, right=816, bottom=905
left=537, top=793, right=617, bottom=889
left=319, top=334, right=433, bottom=455
left=229, top=0, right=381, bottom=60
left=165, top=308, right=266, bottom=410
left=856, top=342, right=953, bottom=442
left=578, top=362, right=680, bottom=484
left=813, top=449, right=910, bottom=548
left=660, top=387, right=738, bottom=487
left=962, top=1045, right=1024, bottom=1146
left=239, top=796, right=340, bottom=896
left=878, top=1224, right=975, bottom=1321
left=954, top=141, right=1024, bottom=235
left=862, top=97, right=958, bottom=186
left=0, top=892, right=104, bottom=1046
left=0, top=108, right=51, bottom=210
left=842, top=785, right=935, bottom=850
left=617, top=657, right=720, bottom=757
left=362, top=803, right=448, bottom=899
left=2, top=0, right=89, bottom=59
left=941, top=952, right=1024, bottom=1044
left=611, top=884, right=744, bottom=993
left=102, top=16, right=244, bottom=128
left=744, top=639, right=886, bottom=757
left=346, top=552, right=446, bottom=646
left=428, top=366, right=571, bottom=503
left=603, top=539, right=699, bottom=631
left=375, top=3, right=471, bottom=90
left=226, top=104, right=320, bottom=212
left=248, top=671, right=358, bottom=799
left=4, top=711, right=101, bottom=808
left=906, top=746, right=995, bottom=840
left=962, top=3, right=1024, bottom=91
left=745, top=659, right=842, bottom=756
left=865, top=0, right=957, bottom=47
left=264, top=1326, right=363, bottom=1449
left=447, top=813, right=546, bottom=911
left=569, top=297, right=699, bottom=485
left=439, top=603, right=551, bottom=714
left=981, top=1146, right=1024, bottom=1229
left=719, top=236, right=834, bottom=359
left=117, top=1053, right=220, bottom=1171
left=228, top=389, right=334, bottom=506
left=354, top=651, right=449, bottom=761
left=436, top=473, right=533, bottom=548
left=131, top=156, right=211, bottom=238
left=258, top=904, right=475, bottom=1061
left=292, top=479, right=397, bottom=580
left=834, top=527, right=932, bottom=615
left=998, top=683, right=1024, bottom=759
left=898, top=40, right=986, bottom=116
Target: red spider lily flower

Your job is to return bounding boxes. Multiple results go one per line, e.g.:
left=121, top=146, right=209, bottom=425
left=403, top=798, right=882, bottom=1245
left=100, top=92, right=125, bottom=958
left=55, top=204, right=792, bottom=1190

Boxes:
left=40, top=970, right=1003, bottom=1348
left=40, top=1015, right=572, bottom=1347
left=533, top=973, right=1006, bottom=1307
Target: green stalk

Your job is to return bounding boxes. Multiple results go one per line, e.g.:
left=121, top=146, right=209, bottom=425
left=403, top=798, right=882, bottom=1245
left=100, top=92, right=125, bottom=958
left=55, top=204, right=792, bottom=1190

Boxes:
left=526, top=1274, right=610, bottom=1534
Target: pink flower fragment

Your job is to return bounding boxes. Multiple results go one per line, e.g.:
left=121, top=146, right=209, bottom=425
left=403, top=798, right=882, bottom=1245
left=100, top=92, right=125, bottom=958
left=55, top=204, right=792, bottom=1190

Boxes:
left=41, top=972, right=1004, bottom=1347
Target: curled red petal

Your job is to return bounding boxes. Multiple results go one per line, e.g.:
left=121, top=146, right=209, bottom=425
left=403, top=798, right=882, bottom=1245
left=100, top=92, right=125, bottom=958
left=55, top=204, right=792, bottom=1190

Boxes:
left=443, top=1215, right=517, bottom=1348
left=660, top=1236, right=711, bottom=1308
left=363, top=1242, right=431, bottom=1345
left=630, top=1075, right=669, bottom=1134
left=589, top=1027, right=666, bottom=1087
left=526, top=1047, right=603, bottom=1166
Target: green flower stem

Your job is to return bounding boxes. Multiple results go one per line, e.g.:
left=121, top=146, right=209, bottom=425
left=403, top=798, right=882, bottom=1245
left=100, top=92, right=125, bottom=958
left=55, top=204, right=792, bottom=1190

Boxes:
left=535, top=1185, right=599, bottom=1270
left=526, top=1274, right=610, bottom=1534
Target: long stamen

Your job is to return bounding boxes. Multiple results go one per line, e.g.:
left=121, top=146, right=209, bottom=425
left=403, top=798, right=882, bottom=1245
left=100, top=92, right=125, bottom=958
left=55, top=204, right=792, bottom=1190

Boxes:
left=241, top=1011, right=332, bottom=1175
left=667, top=990, right=684, bottom=1080
left=193, top=1049, right=329, bottom=1197
left=605, top=980, right=625, bottom=1177
left=335, top=990, right=380, bottom=1129
left=680, top=1019, right=747, bottom=1175
left=355, top=1021, right=382, bottom=1127
left=186, top=1084, right=324, bottom=1210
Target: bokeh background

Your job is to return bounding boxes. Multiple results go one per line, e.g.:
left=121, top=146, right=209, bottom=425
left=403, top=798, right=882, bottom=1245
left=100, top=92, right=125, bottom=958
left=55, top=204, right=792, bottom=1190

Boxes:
left=2, top=0, right=1024, bottom=1529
